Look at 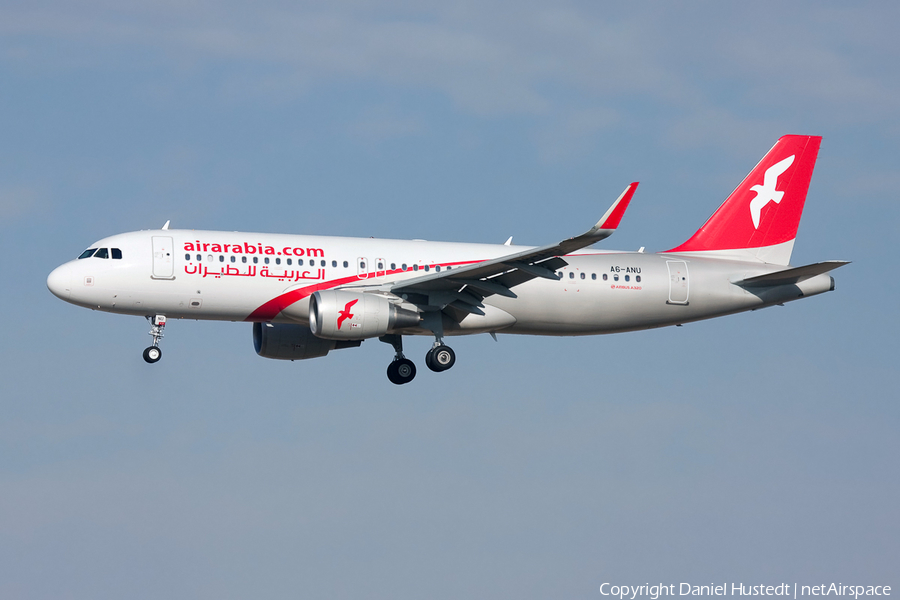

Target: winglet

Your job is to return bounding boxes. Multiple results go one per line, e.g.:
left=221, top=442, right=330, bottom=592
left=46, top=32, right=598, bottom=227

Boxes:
left=555, top=182, right=639, bottom=255
left=593, top=182, right=638, bottom=231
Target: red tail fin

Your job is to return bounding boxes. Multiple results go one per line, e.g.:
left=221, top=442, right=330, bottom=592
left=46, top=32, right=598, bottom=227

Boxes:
left=666, top=135, right=821, bottom=265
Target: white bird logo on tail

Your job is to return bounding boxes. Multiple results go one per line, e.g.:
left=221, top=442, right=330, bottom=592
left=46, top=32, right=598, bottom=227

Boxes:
left=749, top=155, right=794, bottom=228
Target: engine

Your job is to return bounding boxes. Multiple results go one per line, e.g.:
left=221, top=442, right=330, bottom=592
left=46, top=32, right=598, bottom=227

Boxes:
left=309, top=290, right=420, bottom=340
left=253, top=322, right=360, bottom=360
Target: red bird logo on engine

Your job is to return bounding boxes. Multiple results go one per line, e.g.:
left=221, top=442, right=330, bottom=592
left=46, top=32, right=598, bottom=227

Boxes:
left=337, top=299, right=358, bottom=329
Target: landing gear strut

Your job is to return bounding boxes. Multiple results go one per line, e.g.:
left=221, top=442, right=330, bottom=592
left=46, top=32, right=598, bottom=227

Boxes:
left=143, top=315, right=166, bottom=364
left=419, top=310, right=456, bottom=373
left=381, top=334, right=416, bottom=385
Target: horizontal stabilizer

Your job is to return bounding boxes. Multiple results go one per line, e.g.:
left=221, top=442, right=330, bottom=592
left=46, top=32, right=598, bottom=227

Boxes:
left=733, top=261, right=849, bottom=287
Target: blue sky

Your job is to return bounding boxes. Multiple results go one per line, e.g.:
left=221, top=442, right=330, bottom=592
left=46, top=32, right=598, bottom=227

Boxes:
left=1, top=2, right=898, bottom=598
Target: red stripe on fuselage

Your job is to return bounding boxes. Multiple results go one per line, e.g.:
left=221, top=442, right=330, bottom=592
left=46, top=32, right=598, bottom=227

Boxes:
left=244, top=259, right=486, bottom=322
left=245, top=274, right=360, bottom=321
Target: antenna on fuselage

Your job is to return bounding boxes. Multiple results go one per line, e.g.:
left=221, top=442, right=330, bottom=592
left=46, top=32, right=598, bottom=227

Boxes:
left=161, top=220, right=170, bottom=230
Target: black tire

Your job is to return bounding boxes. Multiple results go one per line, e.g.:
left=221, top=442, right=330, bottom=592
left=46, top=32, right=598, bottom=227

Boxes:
left=388, top=358, right=416, bottom=384
left=395, top=358, right=416, bottom=383
left=143, top=346, right=162, bottom=363
left=426, top=345, right=455, bottom=372
left=425, top=347, right=440, bottom=372
left=387, top=361, right=400, bottom=384
left=432, top=345, right=455, bottom=371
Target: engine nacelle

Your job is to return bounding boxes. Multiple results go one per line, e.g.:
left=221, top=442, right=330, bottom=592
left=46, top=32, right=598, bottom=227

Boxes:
left=309, top=290, right=420, bottom=340
left=253, top=322, right=360, bottom=360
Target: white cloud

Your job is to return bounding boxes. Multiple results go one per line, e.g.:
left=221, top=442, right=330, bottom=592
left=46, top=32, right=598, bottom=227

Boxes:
left=0, top=1, right=896, bottom=152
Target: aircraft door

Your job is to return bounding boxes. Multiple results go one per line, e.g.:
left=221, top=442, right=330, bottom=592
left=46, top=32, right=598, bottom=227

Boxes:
left=357, top=257, right=369, bottom=279
left=666, top=260, right=689, bottom=304
left=151, top=236, right=175, bottom=279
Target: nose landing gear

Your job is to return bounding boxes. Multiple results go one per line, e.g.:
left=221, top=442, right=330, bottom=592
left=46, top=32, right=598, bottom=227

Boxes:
left=142, top=346, right=162, bottom=363
left=143, top=315, right=166, bottom=364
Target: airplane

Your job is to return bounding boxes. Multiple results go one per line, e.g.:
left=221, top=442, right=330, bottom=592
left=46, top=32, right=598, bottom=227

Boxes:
left=47, top=135, right=847, bottom=384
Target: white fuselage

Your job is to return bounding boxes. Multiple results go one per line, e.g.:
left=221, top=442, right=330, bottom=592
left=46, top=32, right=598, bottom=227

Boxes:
left=47, top=229, right=834, bottom=336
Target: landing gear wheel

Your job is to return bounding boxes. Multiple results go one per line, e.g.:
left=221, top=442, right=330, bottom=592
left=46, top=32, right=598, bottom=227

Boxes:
left=387, top=358, right=416, bottom=385
left=426, top=345, right=455, bottom=372
left=144, top=315, right=166, bottom=364
left=143, top=346, right=162, bottom=363
left=425, top=348, right=438, bottom=372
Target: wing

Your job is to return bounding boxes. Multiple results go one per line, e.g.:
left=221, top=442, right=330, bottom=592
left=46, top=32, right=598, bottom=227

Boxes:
left=384, top=182, right=638, bottom=316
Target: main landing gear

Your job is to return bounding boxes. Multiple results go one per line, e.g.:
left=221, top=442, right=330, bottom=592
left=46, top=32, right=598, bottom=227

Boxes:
left=143, top=315, right=166, bottom=364
left=380, top=334, right=457, bottom=384
left=425, top=343, right=456, bottom=372
left=381, top=334, right=416, bottom=385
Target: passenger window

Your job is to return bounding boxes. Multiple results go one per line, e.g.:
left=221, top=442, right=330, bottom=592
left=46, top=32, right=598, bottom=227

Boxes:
left=298, top=259, right=304, bottom=266
left=613, top=274, right=619, bottom=281
left=636, top=275, right=641, bottom=282
left=95, top=248, right=109, bottom=259
left=275, top=258, right=281, bottom=265
left=569, top=272, right=574, bottom=279
left=219, top=255, right=224, bottom=262
left=424, top=265, right=430, bottom=272
left=557, top=271, right=563, bottom=279
left=242, top=256, right=247, bottom=263
left=230, top=256, right=236, bottom=263
left=391, top=263, right=396, bottom=270
left=78, top=249, right=97, bottom=259
left=360, top=261, right=366, bottom=269
left=112, top=248, right=123, bottom=259
left=580, top=272, right=585, bottom=280
left=625, top=275, right=630, bottom=282
left=185, top=253, right=191, bottom=260
left=436, top=266, right=441, bottom=272
left=264, top=257, right=269, bottom=264
left=332, top=260, right=337, bottom=267
left=287, top=258, right=292, bottom=265
left=252, top=256, right=258, bottom=264
left=603, top=273, right=608, bottom=281
left=207, top=254, right=213, bottom=262
left=321, top=260, right=326, bottom=267
left=413, top=264, right=418, bottom=271
left=591, top=273, right=596, bottom=280
left=343, top=261, right=348, bottom=268
left=402, top=263, right=408, bottom=270
left=196, top=254, right=201, bottom=261
left=378, top=261, right=384, bottom=269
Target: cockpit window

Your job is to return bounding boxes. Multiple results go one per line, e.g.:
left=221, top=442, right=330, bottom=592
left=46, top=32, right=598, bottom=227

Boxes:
left=78, top=249, right=97, bottom=259
left=111, top=248, right=122, bottom=259
left=94, top=248, right=109, bottom=259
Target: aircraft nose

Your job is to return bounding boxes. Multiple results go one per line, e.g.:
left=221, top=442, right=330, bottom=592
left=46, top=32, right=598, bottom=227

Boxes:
left=47, top=264, right=72, bottom=300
